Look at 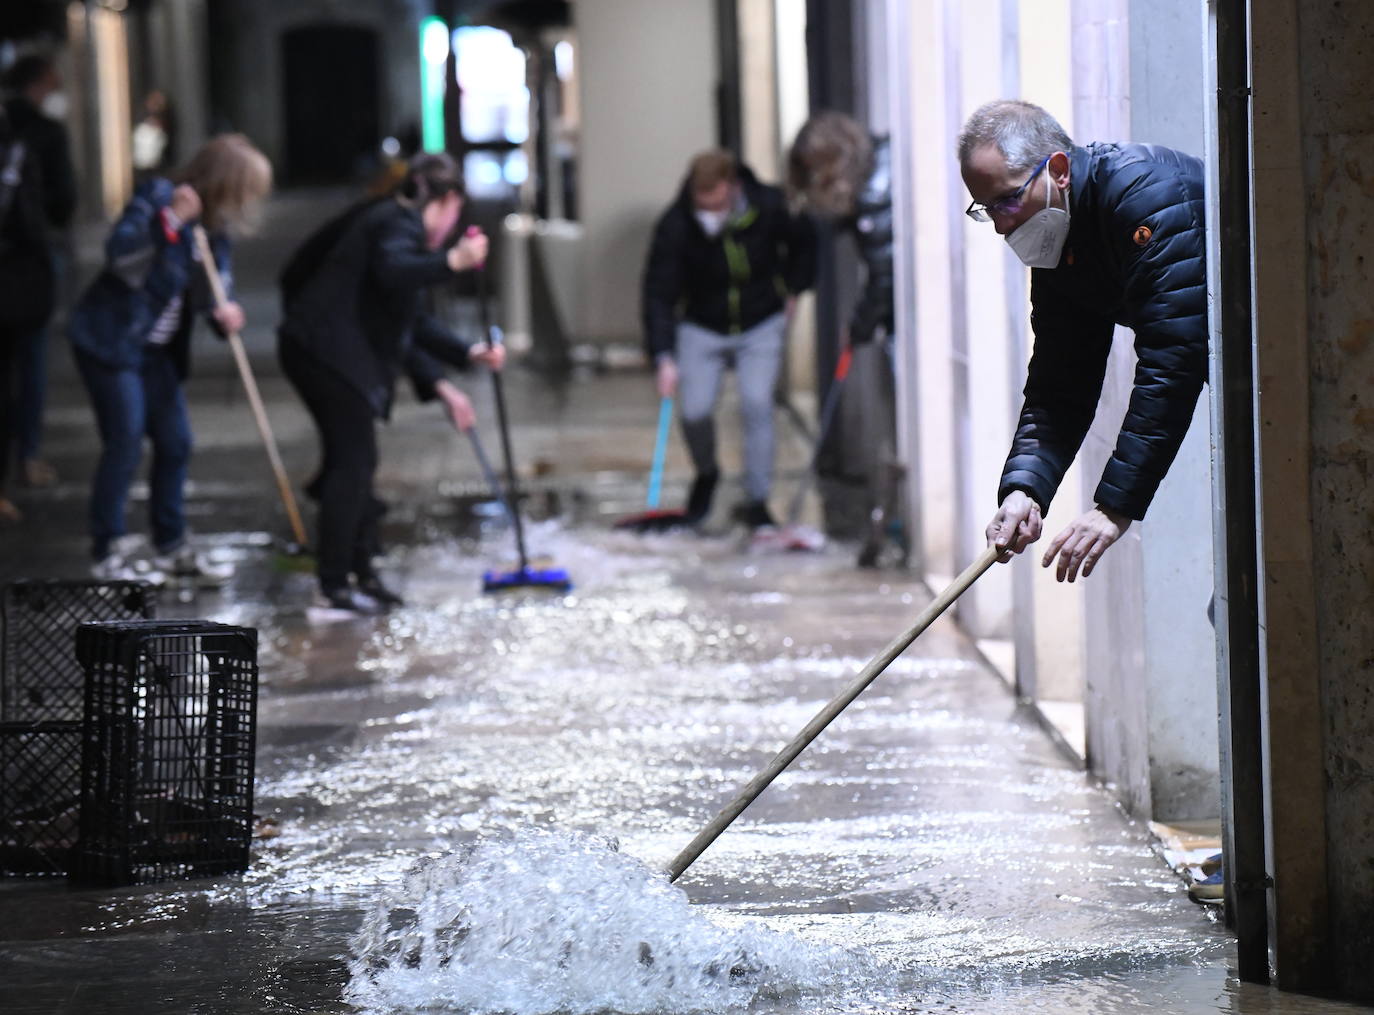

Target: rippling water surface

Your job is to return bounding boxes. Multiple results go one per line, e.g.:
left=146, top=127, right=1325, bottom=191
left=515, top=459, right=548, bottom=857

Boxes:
left=2, top=522, right=1364, bottom=1015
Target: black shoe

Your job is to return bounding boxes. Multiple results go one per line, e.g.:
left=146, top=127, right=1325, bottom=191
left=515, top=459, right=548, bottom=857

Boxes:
left=742, top=500, right=777, bottom=529
left=319, top=586, right=385, bottom=616
left=685, top=469, right=719, bottom=523
left=358, top=574, right=405, bottom=607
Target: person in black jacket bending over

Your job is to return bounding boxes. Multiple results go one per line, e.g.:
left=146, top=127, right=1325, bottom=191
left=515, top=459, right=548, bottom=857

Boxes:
left=279, top=153, right=504, bottom=614
left=642, top=149, right=815, bottom=529
left=788, top=112, right=899, bottom=567
left=958, top=100, right=1207, bottom=581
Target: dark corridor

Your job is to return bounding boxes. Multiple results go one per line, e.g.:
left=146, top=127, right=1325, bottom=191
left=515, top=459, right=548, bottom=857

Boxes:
left=282, top=25, right=381, bottom=184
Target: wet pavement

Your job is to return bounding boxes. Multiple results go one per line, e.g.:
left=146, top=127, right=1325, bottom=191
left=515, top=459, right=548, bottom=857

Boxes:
left=2, top=191, right=1370, bottom=1014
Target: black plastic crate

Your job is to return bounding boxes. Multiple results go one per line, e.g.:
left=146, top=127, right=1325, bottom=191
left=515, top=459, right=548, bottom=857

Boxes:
left=1, top=720, right=83, bottom=875
left=1, top=581, right=157, bottom=723
left=0, top=581, right=156, bottom=877
left=73, top=620, right=259, bottom=886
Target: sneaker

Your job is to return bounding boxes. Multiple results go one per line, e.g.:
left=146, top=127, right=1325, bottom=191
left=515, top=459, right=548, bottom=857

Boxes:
left=357, top=575, right=405, bottom=607
left=1200, top=852, right=1223, bottom=878
left=685, top=469, right=719, bottom=523
left=91, top=553, right=166, bottom=585
left=20, top=458, right=58, bottom=488
left=1188, top=867, right=1225, bottom=904
left=152, top=546, right=234, bottom=586
left=318, top=586, right=385, bottom=616
left=742, top=500, right=777, bottom=530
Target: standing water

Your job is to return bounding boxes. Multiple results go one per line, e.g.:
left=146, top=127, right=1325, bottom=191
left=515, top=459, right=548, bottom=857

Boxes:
left=3, top=522, right=1367, bottom=1014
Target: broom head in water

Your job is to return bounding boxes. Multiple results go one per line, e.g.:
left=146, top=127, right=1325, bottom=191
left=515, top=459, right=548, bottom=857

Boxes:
left=612, top=508, right=692, bottom=533
left=482, top=563, right=573, bottom=593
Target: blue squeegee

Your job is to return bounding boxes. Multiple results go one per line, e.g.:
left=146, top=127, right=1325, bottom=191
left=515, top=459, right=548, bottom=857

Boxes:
left=472, top=260, right=571, bottom=593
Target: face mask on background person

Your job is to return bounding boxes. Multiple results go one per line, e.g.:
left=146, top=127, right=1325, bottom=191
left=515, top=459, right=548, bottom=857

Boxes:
left=40, top=90, right=69, bottom=120
left=1006, top=169, right=1071, bottom=269
left=695, top=209, right=728, bottom=237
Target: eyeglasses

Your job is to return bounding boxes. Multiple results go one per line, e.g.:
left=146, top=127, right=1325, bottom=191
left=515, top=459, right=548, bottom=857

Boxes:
left=965, top=155, right=1051, bottom=222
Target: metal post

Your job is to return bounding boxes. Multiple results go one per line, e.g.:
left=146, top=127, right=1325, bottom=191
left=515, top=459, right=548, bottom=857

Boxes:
left=1207, top=0, right=1271, bottom=984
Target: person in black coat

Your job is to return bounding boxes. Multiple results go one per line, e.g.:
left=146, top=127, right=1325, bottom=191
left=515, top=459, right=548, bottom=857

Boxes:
left=642, top=149, right=815, bottom=528
left=958, top=99, right=1208, bottom=581
left=3, top=54, right=77, bottom=492
left=278, top=152, right=504, bottom=614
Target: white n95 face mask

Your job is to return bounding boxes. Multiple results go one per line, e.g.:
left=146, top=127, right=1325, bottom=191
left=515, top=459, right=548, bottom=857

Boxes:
left=695, top=209, right=728, bottom=237
left=1006, top=171, right=1071, bottom=269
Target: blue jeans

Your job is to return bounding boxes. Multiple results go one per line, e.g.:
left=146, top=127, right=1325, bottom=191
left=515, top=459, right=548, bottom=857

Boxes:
left=75, top=345, right=192, bottom=559
left=16, top=251, right=65, bottom=461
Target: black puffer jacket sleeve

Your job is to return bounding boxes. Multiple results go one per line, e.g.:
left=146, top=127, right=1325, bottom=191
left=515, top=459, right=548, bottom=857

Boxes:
left=998, top=143, right=1208, bottom=520
left=1094, top=151, right=1208, bottom=517
left=998, top=294, right=1115, bottom=512
left=641, top=209, right=686, bottom=361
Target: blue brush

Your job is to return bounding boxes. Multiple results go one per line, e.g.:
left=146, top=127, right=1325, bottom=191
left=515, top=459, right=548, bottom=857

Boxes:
left=613, top=395, right=691, bottom=531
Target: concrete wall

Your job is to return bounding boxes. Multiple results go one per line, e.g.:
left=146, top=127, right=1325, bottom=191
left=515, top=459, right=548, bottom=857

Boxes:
left=575, top=0, right=717, bottom=343
left=1295, top=1, right=1374, bottom=1000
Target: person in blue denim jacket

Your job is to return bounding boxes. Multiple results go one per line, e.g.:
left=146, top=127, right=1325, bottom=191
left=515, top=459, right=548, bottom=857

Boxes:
left=67, top=133, right=272, bottom=581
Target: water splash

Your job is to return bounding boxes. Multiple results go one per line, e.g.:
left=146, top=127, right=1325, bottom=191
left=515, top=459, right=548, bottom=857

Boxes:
left=345, top=828, right=847, bottom=1014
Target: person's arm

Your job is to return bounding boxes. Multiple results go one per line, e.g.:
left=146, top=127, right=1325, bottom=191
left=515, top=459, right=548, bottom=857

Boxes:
left=998, top=285, right=1116, bottom=513
left=104, top=180, right=181, bottom=287
left=369, top=209, right=455, bottom=292
left=848, top=212, right=894, bottom=344
left=641, top=211, right=685, bottom=363
left=407, top=313, right=506, bottom=397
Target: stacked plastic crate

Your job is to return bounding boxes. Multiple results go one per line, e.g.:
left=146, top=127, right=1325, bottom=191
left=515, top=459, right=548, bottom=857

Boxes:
left=0, top=581, right=156, bottom=875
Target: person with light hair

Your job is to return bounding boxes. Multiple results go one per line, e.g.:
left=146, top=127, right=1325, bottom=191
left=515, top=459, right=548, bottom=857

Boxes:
left=958, top=99, right=1208, bottom=583
left=642, top=148, right=815, bottom=529
left=68, top=133, right=273, bottom=582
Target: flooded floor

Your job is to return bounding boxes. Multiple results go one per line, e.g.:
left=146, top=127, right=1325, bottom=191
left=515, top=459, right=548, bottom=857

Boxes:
left=3, top=519, right=1369, bottom=1014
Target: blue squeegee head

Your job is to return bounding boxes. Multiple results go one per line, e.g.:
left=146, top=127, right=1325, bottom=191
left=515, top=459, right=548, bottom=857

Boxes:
left=481, top=566, right=574, bottom=593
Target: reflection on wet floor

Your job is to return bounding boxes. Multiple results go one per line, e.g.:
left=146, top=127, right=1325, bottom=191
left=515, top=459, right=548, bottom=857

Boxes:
left=2, top=520, right=1369, bottom=1014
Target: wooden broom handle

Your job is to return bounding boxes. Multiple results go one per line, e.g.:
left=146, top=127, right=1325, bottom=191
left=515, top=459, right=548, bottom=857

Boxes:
left=665, top=545, right=1001, bottom=882
left=192, top=226, right=308, bottom=547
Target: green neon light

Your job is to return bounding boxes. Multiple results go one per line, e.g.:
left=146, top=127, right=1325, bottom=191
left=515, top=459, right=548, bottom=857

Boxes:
left=420, top=16, right=449, bottom=153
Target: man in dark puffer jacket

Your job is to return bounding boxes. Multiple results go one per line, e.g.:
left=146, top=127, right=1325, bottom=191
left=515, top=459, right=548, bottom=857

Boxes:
left=958, top=100, right=1207, bottom=582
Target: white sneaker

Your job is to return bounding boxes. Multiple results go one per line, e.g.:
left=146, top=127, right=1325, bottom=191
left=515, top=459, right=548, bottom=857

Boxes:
left=91, top=553, right=165, bottom=585
left=152, top=546, right=234, bottom=586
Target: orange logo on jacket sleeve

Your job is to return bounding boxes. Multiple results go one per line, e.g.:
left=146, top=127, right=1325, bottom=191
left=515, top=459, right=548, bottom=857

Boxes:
left=1133, top=225, right=1153, bottom=246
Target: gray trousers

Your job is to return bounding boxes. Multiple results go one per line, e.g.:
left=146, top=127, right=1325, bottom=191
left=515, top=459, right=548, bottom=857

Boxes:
left=676, top=312, right=786, bottom=502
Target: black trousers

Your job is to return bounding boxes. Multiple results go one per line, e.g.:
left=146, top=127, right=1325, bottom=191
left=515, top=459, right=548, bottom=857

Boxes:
left=279, top=340, right=385, bottom=591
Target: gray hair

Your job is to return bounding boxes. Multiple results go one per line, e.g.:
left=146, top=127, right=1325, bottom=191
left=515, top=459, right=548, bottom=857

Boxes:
left=956, top=100, right=1073, bottom=173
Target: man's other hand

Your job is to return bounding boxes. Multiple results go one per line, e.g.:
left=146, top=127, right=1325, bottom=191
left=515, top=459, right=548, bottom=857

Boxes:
left=656, top=357, right=678, bottom=399
left=468, top=341, right=506, bottom=371
left=1041, top=505, right=1131, bottom=582
left=986, top=490, right=1042, bottom=562
left=435, top=379, right=476, bottom=431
